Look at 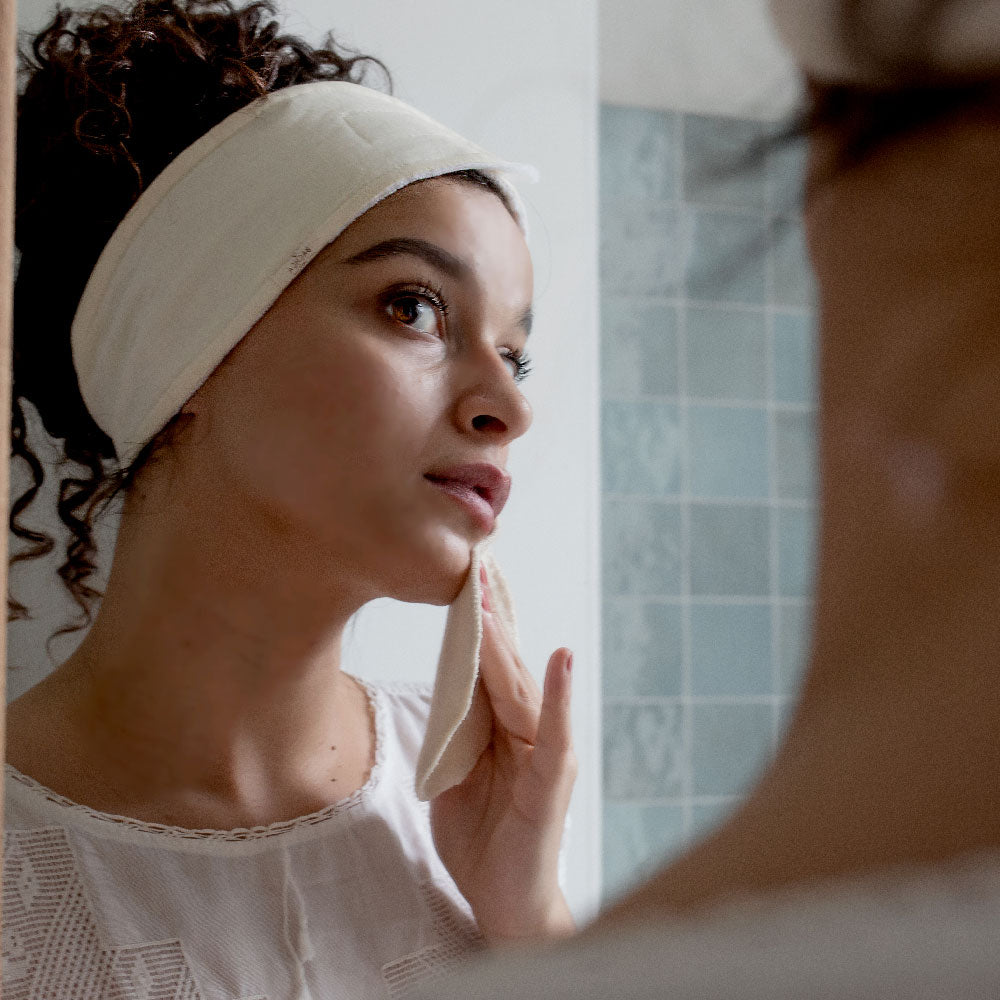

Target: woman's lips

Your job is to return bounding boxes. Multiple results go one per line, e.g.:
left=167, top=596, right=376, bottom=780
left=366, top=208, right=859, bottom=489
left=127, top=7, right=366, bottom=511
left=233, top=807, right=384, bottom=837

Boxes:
left=424, top=463, right=511, bottom=533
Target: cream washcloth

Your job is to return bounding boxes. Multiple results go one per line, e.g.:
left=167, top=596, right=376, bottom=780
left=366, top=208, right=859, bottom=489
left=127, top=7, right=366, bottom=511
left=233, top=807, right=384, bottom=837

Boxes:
left=416, top=543, right=519, bottom=801
left=769, top=0, right=1000, bottom=85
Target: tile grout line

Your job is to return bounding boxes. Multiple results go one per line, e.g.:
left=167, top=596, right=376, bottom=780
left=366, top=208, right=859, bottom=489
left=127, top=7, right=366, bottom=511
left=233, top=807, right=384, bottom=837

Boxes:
left=675, top=110, right=695, bottom=844
left=765, top=140, right=785, bottom=750
left=605, top=492, right=814, bottom=508
left=602, top=393, right=812, bottom=412
left=607, top=594, right=810, bottom=606
left=604, top=293, right=813, bottom=316
left=607, top=694, right=794, bottom=707
left=608, top=794, right=742, bottom=808
left=603, top=393, right=813, bottom=412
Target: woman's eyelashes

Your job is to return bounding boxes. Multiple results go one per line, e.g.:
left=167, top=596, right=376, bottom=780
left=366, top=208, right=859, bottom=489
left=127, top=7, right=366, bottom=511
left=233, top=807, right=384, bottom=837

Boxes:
left=380, top=283, right=533, bottom=383
left=500, top=348, right=533, bottom=383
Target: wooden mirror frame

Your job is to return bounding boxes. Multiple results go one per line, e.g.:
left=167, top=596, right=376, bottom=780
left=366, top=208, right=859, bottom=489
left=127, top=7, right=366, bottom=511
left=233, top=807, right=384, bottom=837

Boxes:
left=1, top=0, right=16, bottom=860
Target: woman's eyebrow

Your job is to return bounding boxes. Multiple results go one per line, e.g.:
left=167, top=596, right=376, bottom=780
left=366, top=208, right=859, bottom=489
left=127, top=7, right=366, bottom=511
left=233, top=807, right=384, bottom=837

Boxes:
left=342, top=237, right=469, bottom=280
left=519, top=308, right=534, bottom=338
left=343, top=236, right=531, bottom=335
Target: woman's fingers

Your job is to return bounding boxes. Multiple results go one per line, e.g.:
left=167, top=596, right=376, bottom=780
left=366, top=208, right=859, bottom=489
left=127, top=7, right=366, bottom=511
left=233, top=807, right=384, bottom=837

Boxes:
left=476, top=567, right=575, bottom=794
left=478, top=607, right=543, bottom=743
left=531, top=647, right=576, bottom=794
left=536, top=648, right=574, bottom=758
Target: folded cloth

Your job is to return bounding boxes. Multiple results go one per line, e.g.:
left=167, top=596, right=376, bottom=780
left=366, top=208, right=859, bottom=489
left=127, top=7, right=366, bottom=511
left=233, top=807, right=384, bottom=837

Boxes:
left=416, top=543, right=519, bottom=801
left=769, top=0, right=1000, bottom=84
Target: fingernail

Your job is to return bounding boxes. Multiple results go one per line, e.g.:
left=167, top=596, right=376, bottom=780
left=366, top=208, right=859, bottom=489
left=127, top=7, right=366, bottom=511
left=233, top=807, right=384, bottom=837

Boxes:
left=479, top=565, right=492, bottom=611
left=566, top=652, right=574, bottom=673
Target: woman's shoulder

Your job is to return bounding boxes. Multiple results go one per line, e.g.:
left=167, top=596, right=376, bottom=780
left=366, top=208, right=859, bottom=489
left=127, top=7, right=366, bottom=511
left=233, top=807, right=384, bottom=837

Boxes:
left=4, top=763, right=42, bottom=827
left=417, top=854, right=1000, bottom=1000
left=356, top=676, right=434, bottom=773
left=360, top=676, right=433, bottom=714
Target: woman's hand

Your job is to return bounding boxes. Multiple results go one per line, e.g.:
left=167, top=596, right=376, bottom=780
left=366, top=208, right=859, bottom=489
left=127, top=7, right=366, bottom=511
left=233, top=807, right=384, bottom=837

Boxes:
left=430, top=569, right=577, bottom=944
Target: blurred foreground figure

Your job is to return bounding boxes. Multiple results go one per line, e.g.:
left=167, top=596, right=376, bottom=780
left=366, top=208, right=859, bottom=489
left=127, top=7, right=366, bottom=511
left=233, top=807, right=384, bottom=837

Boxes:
left=414, top=0, right=1000, bottom=996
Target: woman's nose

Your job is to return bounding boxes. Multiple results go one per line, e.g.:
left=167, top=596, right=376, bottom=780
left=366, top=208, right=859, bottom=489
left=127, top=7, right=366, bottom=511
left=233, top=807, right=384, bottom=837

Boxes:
left=453, top=354, right=533, bottom=443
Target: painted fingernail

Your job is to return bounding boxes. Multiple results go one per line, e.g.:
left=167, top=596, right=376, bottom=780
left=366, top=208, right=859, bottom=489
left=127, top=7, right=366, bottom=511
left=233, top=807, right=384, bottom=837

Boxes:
left=566, top=652, right=574, bottom=673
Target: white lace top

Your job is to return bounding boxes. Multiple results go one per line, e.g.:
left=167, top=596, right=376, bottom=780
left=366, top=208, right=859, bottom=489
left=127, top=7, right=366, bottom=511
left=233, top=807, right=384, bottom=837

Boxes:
left=2, top=680, right=481, bottom=1000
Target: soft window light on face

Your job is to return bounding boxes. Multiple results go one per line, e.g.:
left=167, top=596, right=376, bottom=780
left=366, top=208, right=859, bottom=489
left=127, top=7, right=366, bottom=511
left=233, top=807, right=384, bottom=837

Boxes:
left=176, top=176, right=534, bottom=607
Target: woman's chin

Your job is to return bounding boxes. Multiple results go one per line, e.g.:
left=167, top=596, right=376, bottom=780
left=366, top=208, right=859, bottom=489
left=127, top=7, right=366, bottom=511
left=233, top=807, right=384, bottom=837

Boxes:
left=394, top=533, right=476, bottom=606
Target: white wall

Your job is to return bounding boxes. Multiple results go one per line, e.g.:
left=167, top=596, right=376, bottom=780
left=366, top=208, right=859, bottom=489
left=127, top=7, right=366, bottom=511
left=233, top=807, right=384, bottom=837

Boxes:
left=10, top=0, right=602, bottom=919
left=599, top=0, right=801, bottom=119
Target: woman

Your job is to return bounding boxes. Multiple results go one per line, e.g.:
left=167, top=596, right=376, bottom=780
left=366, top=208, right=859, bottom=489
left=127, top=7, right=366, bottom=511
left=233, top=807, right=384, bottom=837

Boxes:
left=417, top=0, right=1000, bottom=996
left=3, top=2, right=576, bottom=998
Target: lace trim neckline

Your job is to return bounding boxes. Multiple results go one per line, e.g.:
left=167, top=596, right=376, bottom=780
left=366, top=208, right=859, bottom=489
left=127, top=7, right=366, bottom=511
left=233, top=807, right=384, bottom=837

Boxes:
left=3, top=677, right=386, bottom=844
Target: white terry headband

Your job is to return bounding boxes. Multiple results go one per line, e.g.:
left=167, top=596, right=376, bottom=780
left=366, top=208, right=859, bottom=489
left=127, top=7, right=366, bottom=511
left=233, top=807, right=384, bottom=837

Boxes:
left=70, top=80, right=533, bottom=468
left=769, top=0, right=1000, bottom=85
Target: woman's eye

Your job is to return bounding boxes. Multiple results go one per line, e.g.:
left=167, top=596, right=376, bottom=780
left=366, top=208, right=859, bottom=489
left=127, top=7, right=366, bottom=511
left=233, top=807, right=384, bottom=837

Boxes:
left=386, top=295, right=440, bottom=336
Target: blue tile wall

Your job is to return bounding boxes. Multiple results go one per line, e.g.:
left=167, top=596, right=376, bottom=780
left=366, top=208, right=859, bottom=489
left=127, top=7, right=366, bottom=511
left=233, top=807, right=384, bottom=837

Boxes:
left=599, top=105, right=818, bottom=901
left=777, top=506, right=816, bottom=598
left=690, top=703, right=775, bottom=796
left=604, top=702, right=684, bottom=799
left=603, top=599, right=684, bottom=698
left=777, top=602, right=812, bottom=695
left=689, top=503, right=771, bottom=596
left=691, top=798, right=740, bottom=838
left=600, top=105, right=679, bottom=204
left=690, top=603, right=773, bottom=697
left=771, top=216, right=815, bottom=308
left=685, top=306, right=767, bottom=401
left=682, top=115, right=769, bottom=210
left=602, top=299, right=679, bottom=396
left=774, top=411, right=817, bottom=501
left=602, top=400, right=681, bottom=495
left=602, top=500, right=682, bottom=596
left=773, top=311, right=816, bottom=405
left=603, top=803, right=686, bottom=902
left=686, top=208, right=768, bottom=304
left=601, top=202, right=684, bottom=296
left=687, top=405, right=769, bottom=499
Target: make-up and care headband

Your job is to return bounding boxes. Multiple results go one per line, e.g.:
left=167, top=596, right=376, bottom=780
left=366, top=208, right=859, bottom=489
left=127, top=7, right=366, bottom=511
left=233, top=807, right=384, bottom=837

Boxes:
left=70, top=80, right=532, bottom=801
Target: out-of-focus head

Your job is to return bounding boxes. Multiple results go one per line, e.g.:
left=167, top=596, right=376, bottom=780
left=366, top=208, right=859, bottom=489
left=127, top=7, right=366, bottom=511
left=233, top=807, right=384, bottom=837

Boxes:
left=768, top=0, right=1000, bottom=468
left=770, top=0, right=1000, bottom=87
left=766, top=0, right=1000, bottom=182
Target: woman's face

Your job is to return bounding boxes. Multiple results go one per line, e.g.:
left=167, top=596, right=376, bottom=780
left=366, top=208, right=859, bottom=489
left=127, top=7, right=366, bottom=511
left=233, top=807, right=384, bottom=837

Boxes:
left=180, top=177, right=534, bottom=606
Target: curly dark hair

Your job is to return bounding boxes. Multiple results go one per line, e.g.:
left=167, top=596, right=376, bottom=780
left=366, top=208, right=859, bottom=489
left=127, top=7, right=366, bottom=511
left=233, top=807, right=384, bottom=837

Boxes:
left=9, top=0, right=390, bottom=643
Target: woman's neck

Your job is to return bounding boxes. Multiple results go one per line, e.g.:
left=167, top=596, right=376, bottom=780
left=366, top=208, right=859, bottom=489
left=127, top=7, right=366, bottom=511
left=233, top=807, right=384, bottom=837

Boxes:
left=6, top=468, right=379, bottom=828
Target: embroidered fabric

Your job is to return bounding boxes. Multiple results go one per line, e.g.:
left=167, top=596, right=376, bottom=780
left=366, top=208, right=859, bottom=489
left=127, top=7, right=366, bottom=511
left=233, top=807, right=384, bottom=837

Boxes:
left=3, top=680, right=480, bottom=1000
left=4, top=827, right=203, bottom=1000
left=381, top=882, right=484, bottom=998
